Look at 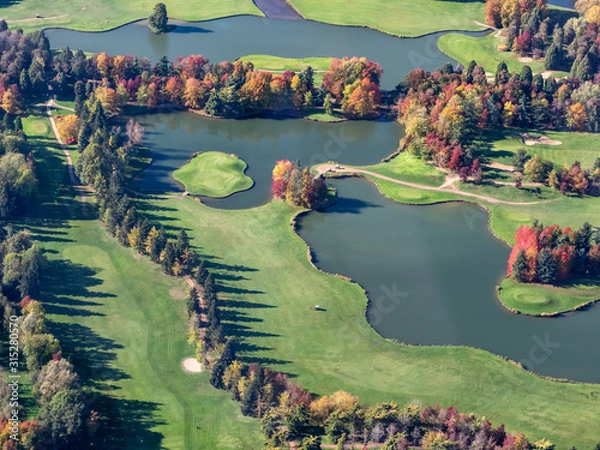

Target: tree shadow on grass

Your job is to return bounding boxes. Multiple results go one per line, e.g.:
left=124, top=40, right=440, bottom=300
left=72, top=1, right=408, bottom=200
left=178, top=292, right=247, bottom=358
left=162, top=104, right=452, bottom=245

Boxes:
left=43, top=256, right=116, bottom=297
left=91, top=396, right=166, bottom=450
left=44, top=319, right=167, bottom=448
left=207, top=261, right=258, bottom=273
left=46, top=321, right=129, bottom=389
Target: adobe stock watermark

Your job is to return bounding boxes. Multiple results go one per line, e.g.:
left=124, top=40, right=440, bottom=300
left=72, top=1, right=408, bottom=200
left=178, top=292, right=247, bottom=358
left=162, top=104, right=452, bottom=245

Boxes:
left=368, top=282, right=409, bottom=328
left=7, top=315, right=20, bottom=443
left=519, top=333, right=561, bottom=373
left=461, top=205, right=488, bottom=231
left=309, top=127, right=356, bottom=168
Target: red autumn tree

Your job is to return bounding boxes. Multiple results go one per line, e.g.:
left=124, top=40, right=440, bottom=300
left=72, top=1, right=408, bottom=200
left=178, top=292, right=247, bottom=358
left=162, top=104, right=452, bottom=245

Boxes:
left=552, top=244, right=576, bottom=279
left=507, top=225, right=539, bottom=281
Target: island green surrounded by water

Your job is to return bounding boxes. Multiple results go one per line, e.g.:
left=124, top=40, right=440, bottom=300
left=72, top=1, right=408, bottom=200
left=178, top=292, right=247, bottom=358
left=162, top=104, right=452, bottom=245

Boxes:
left=173, top=151, right=253, bottom=198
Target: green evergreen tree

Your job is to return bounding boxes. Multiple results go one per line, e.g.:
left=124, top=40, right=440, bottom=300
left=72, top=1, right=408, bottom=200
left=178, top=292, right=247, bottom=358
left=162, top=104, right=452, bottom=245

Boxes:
left=512, top=250, right=529, bottom=282
left=203, top=273, right=215, bottom=298
left=575, top=54, right=593, bottom=81
left=210, top=339, right=236, bottom=389
left=136, top=218, right=151, bottom=254
left=186, top=287, right=199, bottom=315
left=536, top=248, right=557, bottom=284
left=240, top=378, right=259, bottom=416
left=19, top=70, right=31, bottom=98
left=161, top=241, right=176, bottom=274
left=495, top=61, right=509, bottom=84
left=207, top=296, right=220, bottom=329
left=149, top=3, right=169, bottom=34
left=195, top=260, right=208, bottom=284
left=286, top=403, right=309, bottom=438
left=520, top=65, right=533, bottom=87
left=176, top=229, right=189, bottom=257
left=204, top=90, right=222, bottom=116
left=299, top=436, right=321, bottom=450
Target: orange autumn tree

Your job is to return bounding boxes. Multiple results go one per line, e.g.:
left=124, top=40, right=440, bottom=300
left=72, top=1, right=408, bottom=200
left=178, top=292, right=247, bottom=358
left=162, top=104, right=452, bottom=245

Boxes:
left=341, top=77, right=381, bottom=119
left=55, top=114, right=79, bottom=145
left=271, top=160, right=327, bottom=209
left=93, top=86, right=121, bottom=116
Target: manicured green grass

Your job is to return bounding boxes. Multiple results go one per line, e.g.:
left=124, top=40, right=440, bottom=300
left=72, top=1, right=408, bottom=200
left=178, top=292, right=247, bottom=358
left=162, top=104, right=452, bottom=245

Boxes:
left=498, top=277, right=600, bottom=316
left=173, top=151, right=253, bottom=198
left=484, top=129, right=600, bottom=168
left=19, top=115, right=261, bottom=449
left=54, top=99, right=76, bottom=110
left=287, top=0, right=486, bottom=37
left=1, top=0, right=262, bottom=33
left=457, top=181, right=561, bottom=202
left=130, top=193, right=600, bottom=450
left=304, top=110, right=345, bottom=122
left=361, top=152, right=446, bottom=187
left=438, top=33, right=549, bottom=75
left=238, top=54, right=331, bottom=85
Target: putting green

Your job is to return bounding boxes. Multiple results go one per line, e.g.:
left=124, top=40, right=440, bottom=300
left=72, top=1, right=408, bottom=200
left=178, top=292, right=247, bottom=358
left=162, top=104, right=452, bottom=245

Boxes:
left=173, top=151, right=253, bottom=198
left=29, top=119, right=50, bottom=135
left=498, top=278, right=600, bottom=316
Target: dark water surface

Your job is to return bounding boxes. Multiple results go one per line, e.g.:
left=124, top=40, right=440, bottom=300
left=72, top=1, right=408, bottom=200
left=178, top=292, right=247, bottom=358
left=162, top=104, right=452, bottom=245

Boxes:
left=297, top=178, right=600, bottom=383
left=46, top=16, right=488, bottom=90
left=135, top=112, right=401, bottom=209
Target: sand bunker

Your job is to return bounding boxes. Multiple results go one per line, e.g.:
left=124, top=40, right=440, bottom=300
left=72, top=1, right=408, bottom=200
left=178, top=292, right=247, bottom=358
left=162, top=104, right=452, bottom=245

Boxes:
left=182, top=357, right=203, bottom=373
left=520, top=133, right=562, bottom=146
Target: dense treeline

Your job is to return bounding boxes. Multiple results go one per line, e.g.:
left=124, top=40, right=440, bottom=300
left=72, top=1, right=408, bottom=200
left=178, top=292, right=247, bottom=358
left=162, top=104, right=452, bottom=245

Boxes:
left=485, top=0, right=600, bottom=78
left=397, top=62, right=600, bottom=192
left=0, top=296, right=89, bottom=449
left=186, top=257, right=228, bottom=363
left=0, top=229, right=44, bottom=298
left=0, top=26, right=381, bottom=119
left=208, top=350, right=555, bottom=450
left=75, top=88, right=228, bottom=364
left=78, top=54, right=381, bottom=119
left=508, top=222, right=600, bottom=283
left=271, top=160, right=329, bottom=209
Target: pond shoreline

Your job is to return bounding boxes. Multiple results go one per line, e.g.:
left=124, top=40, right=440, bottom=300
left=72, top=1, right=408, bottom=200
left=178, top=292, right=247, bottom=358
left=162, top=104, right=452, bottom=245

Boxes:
left=290, top=198, right=590, bottom=385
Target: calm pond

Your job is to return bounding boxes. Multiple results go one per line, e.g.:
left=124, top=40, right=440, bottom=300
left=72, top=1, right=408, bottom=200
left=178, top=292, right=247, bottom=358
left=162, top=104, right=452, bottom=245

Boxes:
left=134, top=112, right=401, bottom=209
left=297, top=178, right=600, bottom=383
left=46, top=16, right=487, bottom=90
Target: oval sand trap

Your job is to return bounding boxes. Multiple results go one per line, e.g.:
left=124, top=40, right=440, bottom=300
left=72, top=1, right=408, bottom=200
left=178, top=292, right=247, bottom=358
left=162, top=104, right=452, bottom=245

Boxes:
left=182, top=357, right=202, bottom=373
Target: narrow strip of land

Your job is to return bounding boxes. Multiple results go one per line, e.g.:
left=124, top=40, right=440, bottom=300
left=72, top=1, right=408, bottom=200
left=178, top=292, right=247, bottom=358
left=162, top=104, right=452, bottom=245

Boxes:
left=45, top=93, right=90, bottom=216
left=315, top=164, right=552, bottom=205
